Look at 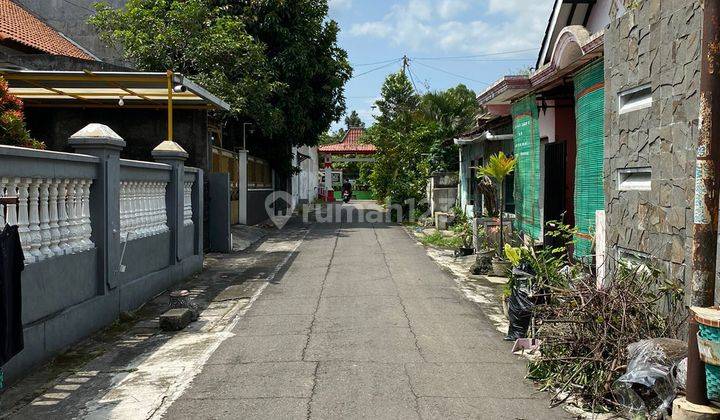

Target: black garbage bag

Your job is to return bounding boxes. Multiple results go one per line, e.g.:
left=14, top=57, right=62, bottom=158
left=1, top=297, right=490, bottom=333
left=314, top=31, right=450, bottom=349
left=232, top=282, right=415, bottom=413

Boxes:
left=505, top=289, right=533, bottom=340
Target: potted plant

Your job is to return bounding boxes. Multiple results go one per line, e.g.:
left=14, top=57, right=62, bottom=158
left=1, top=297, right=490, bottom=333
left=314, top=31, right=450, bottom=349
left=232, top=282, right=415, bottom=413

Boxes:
left=477, top=152, right=517, bottom=276
left=451, top=207, right=474, bottom=256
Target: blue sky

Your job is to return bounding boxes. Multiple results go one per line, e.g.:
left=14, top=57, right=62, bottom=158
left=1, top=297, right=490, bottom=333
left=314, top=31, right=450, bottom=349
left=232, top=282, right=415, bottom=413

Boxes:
left=328, top=0, right=556, bottom=131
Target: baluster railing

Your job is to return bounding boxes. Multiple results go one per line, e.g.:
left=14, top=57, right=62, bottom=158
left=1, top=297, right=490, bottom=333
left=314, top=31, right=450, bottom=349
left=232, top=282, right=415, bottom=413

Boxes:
left=0, top=176, right=94, bottom=264
left=39, top=179, right=53, bottom=259
left=0, top=177, right=7, bottom=227
left=119, top=180, right=168, bottom=240
left=184, top=181, right=194, bottom=226
left=80, top=180, right=93, bottom=251
left=28, top=178, right=43, bottom=261
left=48, top=180, right=62, bottom=256
left=58, top=179, right=73, bottom=256
left=17, top=178, right=33, bottom=263
left=5, top=178, right=18, bottom=231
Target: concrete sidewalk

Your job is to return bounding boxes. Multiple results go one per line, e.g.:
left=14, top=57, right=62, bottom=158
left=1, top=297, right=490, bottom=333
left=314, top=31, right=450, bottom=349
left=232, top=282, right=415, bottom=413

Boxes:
left=0, top=224, right=305, bottom=419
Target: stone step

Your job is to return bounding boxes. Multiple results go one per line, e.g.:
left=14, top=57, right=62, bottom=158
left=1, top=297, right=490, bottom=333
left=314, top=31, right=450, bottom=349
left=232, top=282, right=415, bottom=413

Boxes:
left=159, top=308, right=193, bottom=331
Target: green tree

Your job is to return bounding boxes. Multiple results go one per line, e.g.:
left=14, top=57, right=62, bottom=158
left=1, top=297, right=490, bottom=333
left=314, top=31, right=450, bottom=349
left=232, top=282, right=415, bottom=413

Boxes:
left=374, top=71, right=420, bottom=130
left=344, top=110, right=364, bottom=129
left=90, top=0, right=352, bottom=174
left=90, top=0, right=279, bottom=125
left=418, top=84, right=477, bottom=171
left=212, top=0, right=352, bottom=173
left=365, top=71, right=431, bottom=215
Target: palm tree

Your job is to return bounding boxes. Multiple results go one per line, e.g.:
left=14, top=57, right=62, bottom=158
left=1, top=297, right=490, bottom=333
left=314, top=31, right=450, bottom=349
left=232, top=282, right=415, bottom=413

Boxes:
left=478, top=152, right=517, bottom=254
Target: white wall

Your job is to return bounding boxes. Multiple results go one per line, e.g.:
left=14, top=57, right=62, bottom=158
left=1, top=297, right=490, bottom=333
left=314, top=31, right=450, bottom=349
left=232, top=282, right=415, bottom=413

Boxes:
left=586, top=0, right=614, bottom=34
left=291, top=146, right=319, bottom=206
left=538, top=102, right=556, bottom=143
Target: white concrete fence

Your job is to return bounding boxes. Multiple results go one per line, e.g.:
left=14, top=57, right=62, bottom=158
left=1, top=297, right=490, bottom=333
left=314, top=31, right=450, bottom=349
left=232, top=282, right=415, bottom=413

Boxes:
left=0, top=177, right=93, bottom=264
left=0, top=123, right=205, bottom=386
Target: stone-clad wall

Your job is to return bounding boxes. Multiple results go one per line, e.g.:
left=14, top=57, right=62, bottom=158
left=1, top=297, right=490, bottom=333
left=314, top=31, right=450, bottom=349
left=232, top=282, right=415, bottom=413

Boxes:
left=604, top=1, right=701, bottom=285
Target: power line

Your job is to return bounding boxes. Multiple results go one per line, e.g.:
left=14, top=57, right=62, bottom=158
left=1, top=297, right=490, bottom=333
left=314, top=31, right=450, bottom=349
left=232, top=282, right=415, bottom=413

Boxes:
left=411, top=48, right=538, bottom=61
left=406, top=63, right=429, bottom=94
left=352, top=57, right=403, bottom=67
left=408, top=66, right=430, bottom=92
left=407, top=65, right=419, bottom=93
left=352, top=59, right=402, bottom=78
left=413, top=61, right=491, bottom=86
left=414, top=57, right=535, bottom=63
left=60, top=0, right=95, bottom=13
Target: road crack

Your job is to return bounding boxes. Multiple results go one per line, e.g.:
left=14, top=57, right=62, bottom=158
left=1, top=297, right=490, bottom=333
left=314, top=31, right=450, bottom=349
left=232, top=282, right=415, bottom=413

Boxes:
left=403, top=364, right=423, bottom=420
left=303, top=222, right=341, bottom=419
left=372, top=225, right=427, bottom=363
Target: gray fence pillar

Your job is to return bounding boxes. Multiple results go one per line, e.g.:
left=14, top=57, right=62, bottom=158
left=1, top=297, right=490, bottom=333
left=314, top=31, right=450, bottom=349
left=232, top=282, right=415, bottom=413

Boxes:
left=68, top=123, right=126, bottom=293
left=238, top=150, right=248, bottom=225
left=152, top=141, right=188, bottom=265
left=209, top=172, right=232, bottom=253
left=192, top=170, right=204, bottom=256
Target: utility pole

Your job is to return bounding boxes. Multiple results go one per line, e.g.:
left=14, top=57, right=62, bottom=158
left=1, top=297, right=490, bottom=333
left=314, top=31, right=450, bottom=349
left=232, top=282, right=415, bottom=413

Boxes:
left=686, top=0, right=720, bottom=408
left=401, top=55, right=410, bottom=75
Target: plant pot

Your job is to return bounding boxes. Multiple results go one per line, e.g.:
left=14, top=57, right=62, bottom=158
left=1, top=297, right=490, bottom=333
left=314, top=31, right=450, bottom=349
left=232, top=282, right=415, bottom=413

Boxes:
left=471, top=249, right=494, bottom=275
left=455, top=247, right=474, bottom=257
left=476, top=248, right=495, bottom=260
left=491, top=258, right=512, bottom=277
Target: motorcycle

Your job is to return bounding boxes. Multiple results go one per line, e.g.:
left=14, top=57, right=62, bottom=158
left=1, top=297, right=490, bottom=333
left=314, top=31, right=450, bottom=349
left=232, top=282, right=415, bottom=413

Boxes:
left=342, top=190, right=351, bottom=203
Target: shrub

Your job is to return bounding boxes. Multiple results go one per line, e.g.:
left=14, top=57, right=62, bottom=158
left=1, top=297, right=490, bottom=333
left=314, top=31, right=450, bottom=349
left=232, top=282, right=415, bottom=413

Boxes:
left=0, top=76, right=45, bottom=150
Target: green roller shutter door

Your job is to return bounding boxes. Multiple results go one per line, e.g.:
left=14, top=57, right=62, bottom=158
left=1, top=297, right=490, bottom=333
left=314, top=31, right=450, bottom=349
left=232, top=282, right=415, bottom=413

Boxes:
left=512, top=95, right=541, bottom=240
left=573, top=60, right=605, bottom=258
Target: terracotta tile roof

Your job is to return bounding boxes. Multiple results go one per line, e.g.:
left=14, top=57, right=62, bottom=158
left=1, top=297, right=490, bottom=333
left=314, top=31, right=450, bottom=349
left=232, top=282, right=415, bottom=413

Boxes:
left=319, top=127, right=376, bottom=155
left=0, top=0, right=94, bottom=60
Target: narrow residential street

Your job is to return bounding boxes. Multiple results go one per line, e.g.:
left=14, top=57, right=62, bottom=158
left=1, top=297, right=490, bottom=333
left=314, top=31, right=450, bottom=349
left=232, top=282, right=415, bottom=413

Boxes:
left=160, top=202, right=562, bottom=419
left=1, top=202, right=562, bottom=419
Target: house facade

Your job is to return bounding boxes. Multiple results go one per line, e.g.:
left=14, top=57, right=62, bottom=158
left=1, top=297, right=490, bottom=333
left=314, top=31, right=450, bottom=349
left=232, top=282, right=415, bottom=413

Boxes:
left=603, top=1, right=703, bottom=286
left=454, top=115, right=514, bottom=219
left=477, top=0, right=614, bottom=259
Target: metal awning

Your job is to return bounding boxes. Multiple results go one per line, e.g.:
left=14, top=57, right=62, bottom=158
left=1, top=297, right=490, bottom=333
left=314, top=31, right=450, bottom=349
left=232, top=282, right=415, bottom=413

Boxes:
left=454, top=131, right=513, bottom=146
left=0, top=69, right=230, bottom=110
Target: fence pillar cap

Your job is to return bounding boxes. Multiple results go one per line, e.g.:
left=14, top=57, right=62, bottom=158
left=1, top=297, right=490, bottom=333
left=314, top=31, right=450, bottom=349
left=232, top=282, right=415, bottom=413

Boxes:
left=68, top=123, right=126, bottom=150
left=152, top=140, right=188, bottom=161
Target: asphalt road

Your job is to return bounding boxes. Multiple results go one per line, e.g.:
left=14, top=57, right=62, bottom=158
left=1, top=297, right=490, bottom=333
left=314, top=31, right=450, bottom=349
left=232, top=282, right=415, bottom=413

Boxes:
left=163, top=202, right=564, bottom=419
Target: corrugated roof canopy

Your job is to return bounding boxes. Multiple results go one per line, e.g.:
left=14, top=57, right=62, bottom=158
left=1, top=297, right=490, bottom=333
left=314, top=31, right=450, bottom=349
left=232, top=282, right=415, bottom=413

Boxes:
left=0, top=69, right=230, bottom=110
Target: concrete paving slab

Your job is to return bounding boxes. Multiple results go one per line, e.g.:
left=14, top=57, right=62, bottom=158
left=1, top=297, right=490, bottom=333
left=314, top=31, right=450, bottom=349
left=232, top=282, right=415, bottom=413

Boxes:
left=310, top=361, right=419, bottom=419
left=163, top=397, right=309, bottom=419
left=405, top=362, right=533, bottom=399
left=209, top=334, right=307, bottom=364
left=418, top=396, right=563, bottom=419
left=180, top=361, right=316, bottom=399
left=234, top=314, right=314, bottom=337
left=316, top=295, right=405, bottom=318
left=304, top=329, right=424, bottom=363
left=416, top=334, right=514, bottom=363
left=313, top=314, right=410, bottom=333
left=245, top=297, right=319, bottom=316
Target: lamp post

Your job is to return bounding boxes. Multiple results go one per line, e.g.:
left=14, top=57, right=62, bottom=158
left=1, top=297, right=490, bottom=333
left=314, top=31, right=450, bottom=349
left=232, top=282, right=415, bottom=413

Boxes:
left=242, top=123, right=254, bottom=150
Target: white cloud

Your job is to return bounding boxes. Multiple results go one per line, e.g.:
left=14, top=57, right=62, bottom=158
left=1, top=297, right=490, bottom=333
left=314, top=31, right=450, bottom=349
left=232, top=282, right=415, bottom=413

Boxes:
left=329, top=0, right=353, bottom=11
left=350, top=21, right=393, bottom=38
left=348, top=0, right=555, bottom=54
left=437, top=0, right=471, bottom=19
